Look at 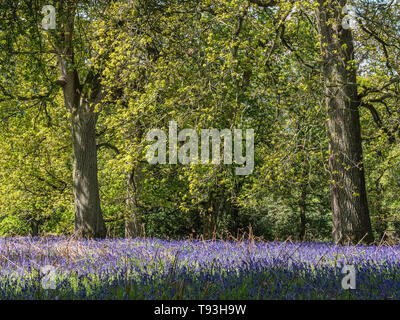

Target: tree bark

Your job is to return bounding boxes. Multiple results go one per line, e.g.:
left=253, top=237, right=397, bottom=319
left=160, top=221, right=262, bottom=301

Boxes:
left=72, top=105, right=106, bottom=238
left=299, top=186, right=307, bottom=241
left=316, top=0, right=373, bottom=244
left=58, top=2, right=106, bottom=238
left=125, top=163, right=143, bottom=238
left=30, top=218, right=40, bottom=237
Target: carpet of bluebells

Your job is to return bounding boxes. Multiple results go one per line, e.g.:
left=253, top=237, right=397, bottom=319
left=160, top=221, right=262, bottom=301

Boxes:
left=1, top=237, right=400, bottom=299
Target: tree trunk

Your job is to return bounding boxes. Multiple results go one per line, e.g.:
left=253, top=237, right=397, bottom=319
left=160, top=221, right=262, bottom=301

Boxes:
left=299, top=187, right=306, bottom=241
left=125, top=163, right=143, bottom=238
left=30, top=218, right=39, bottom=237
left=57, top=3, right=106, bottom=238
left=72, top=105, right=106, bottom=238
left=316, top=0, right=373, bottom=244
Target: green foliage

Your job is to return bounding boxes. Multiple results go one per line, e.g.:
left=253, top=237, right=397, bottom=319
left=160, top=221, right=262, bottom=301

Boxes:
left=0, top=0, right=399, bottom=241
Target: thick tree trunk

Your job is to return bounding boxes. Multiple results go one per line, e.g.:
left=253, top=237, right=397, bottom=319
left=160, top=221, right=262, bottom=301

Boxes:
left=72, top=105, right=106, bottom=238
left=57, top=3, right=106, bottom=238
left=316, top=0, right=373, bottom=244
left=62, top=75, right=106, bottom=238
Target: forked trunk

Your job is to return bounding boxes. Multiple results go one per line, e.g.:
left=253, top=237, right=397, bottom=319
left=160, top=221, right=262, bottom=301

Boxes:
left=58, top=3, right=106, bottom=239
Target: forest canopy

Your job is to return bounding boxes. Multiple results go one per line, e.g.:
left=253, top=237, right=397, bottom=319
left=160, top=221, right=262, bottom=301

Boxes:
left=0, top=0, right=399, bottom=244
